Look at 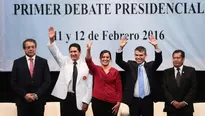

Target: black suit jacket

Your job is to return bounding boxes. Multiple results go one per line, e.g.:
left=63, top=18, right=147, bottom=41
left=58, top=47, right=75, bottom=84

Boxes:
left=162, top=66, right=197, bottom=113
left=11, top=56, right=51, bottom=106
left=116, top=51, right=162, bottom=105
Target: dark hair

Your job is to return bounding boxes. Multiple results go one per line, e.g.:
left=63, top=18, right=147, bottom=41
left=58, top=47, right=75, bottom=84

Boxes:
left=172, top=49, right=185, bottom=58
left=23, top=38, right=37, bottom=49
left=134, top=46, right=147, bottom=55
left=69, top=43, right=81, bottom=52
left=99, top=50, right=112, bottom=60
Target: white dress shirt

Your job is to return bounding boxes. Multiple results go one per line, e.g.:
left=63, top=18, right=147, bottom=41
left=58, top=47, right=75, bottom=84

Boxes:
left=134, top=63, right=150, bottom=98
left=26, top=55, right=36, bottom=70
left=174, top=65, right=183, bottom=78
left=68, top=60, right=80, bottom=93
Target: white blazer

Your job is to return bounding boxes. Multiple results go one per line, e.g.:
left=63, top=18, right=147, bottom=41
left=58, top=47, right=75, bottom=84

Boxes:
left=48, top=42, right=93, bottom=110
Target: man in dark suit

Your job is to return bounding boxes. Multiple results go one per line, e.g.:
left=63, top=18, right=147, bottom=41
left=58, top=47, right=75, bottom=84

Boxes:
left=115, top=35, right=162, bottom=116
left=162, top=50, right=197, bottom=116
left=11, top=39, right=51, bottom=116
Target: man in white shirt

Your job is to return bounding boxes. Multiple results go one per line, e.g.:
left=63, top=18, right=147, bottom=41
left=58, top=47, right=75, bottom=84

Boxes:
left=47, top=27, right=93, bottom=116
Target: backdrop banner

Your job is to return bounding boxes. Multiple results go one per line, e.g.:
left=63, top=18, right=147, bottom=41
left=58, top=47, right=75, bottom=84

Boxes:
left=1, top=0, right=205, bottom=71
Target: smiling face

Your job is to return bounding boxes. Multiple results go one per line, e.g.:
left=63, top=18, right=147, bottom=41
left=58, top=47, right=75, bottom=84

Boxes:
left=134, top=50, right=147, bottom=64
left=69, top=47, right=81, bottom=61
left=99, top=50, right=112, bottom=67
left=69, top=43, right=81, bottom=61
left=134, top=46, right=147, bottom=64
left=100, top=53, right=111, bottom=66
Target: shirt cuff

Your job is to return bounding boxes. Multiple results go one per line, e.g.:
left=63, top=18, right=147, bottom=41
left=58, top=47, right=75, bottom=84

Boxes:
left=117, top=48, right=123, bottom=53
left=171, top=101, right=174, bottom=104
left=82, top=102, right=88, bottom=105
left=34, top=93, right=38, bottom=100
left=155, top=48, right=161, bottom=53
left=183, top=101, right=188, bottom=105
left=47, top=41, right=55, bottom=46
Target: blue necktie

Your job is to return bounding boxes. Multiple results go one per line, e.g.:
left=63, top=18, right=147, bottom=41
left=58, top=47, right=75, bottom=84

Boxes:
left=138, top=65, right=145, bottom=98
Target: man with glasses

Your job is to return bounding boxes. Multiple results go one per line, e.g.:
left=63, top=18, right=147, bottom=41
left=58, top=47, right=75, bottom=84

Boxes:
left=11, top=39, right=51, bottom=116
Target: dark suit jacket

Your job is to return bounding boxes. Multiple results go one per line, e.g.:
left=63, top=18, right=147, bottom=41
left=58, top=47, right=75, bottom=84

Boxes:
left=162, top=66, right=197, bottom=113
left=116, top=51, right=162, bottom=105
left=11, top=56, right=51, bottom=106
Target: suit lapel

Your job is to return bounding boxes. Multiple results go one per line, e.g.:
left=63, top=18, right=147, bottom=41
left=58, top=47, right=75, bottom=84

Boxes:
left=144, top=62, right=149, bottom=78
left=179, top=66, right=186, bottom=88
left=132, top=61, right=139, bottom=81
left=63, top=59, right=73, bottom=85
left=33, top=56, right=39, bottom=78
left=170, top=68, right=179, bottom=88
left=23, top=56, right=32, bottom=78
left=76, top=60, right=84, bottom=85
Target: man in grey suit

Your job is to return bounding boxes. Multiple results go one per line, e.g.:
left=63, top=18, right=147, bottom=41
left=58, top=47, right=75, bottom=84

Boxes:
left=163, top=50, right=197, bottom=116
left=47, top=27, right=93, bottom=116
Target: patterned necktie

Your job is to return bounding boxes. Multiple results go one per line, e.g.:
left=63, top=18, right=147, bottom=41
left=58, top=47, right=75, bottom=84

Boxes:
left=29, top=58, right=34, bottom=77
left=138, top=65, right=145, bottom=98
left=176, top=68, right=181, bottom=87
left=72, top=61, right=78, bottom=92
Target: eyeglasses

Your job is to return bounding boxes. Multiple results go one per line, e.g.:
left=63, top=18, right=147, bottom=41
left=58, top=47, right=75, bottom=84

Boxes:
left=25, top=46, right=35, bottom=49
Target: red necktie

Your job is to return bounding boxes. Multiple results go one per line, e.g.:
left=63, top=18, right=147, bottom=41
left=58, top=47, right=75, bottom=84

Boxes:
left=29, top=58, right=34, bottom=77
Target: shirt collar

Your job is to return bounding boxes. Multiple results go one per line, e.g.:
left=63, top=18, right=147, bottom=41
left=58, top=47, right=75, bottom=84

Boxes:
left=72, top=59, right=80, bottom=65
left=140, top=62, right=145, bottom=66
left=26, top=55, right=36, bottom=61
left=174, top=65, right=183, bottom=71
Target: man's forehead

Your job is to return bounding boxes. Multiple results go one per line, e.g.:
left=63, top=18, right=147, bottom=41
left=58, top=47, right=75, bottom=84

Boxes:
left=173, top=56, right=182, bottom=58
left=135, top=51, right=145, bottom=54
left=25, top=41, right=35, bottom=45
left=70, top=50, right=80, bottom=53
left=173, top=53, right=182, bottom=56
left=70, top=47, right=78, bottom=51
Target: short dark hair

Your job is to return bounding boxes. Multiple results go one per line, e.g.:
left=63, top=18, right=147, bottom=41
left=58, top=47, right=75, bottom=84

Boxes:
left=99, top=50, right=112, bottom=60
left=23, top=38, right=37, bottom=49
left=134, top=46, right=147, bottom=55
left=69, top=43, right=81, bottom=52
left=172, top=49, right=185, bottom=58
